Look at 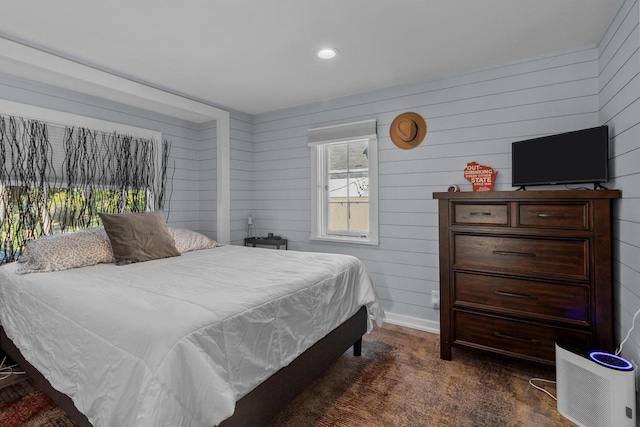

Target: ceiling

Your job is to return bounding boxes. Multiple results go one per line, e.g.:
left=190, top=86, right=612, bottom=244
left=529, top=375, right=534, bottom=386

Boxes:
left=0, top=0, right=624, bottom=117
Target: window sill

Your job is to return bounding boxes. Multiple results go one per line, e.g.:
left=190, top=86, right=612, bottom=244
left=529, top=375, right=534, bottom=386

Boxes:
left=309, top=235, right=379, bottom=246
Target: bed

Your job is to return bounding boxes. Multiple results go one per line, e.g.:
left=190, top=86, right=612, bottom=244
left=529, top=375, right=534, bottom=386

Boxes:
left=0, top=237, right=384, bottom=427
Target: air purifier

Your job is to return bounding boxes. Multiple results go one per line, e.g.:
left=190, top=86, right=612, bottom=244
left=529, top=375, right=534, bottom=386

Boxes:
left=556, top=342, right=636, bottom=427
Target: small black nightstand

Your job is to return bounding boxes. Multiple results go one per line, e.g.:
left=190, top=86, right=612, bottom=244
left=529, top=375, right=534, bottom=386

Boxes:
left=244, top=237, right=288, bottom=250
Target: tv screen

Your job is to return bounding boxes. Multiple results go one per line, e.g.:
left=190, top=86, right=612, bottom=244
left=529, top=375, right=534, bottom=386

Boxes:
left=512, top=125, right=609, bottom=188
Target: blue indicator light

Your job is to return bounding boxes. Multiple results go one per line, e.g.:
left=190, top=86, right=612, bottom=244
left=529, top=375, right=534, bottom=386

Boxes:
left=589, top=351, right=634, bottom=371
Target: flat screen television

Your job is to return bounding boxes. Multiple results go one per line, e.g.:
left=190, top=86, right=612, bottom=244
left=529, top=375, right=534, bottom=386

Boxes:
left=512, top=125, right=609, bottom=188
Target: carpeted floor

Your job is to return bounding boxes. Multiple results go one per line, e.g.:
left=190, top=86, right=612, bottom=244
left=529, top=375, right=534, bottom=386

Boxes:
left=0, top=380, right=76, bottom=427
left=269, top=324, right=574, bottom=426
left=0, top=324, right=574, bottom=426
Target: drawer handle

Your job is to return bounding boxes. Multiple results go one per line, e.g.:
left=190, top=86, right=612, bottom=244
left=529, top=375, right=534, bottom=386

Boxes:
left=492, top=250, right=536, bottom=258
left=494, top=332, right=539, bottom=344
left=493, top=290, right=537, bottom=300
left=470, top=212, right=492, bottom=216
left=537, top=213, right=565, bottom=218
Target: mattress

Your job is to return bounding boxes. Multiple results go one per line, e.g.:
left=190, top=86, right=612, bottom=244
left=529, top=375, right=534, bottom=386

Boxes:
left=0, top=245, right=384, bottom=427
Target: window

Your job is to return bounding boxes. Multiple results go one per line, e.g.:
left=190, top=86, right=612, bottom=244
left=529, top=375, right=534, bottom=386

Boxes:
left=309, top=120, right=378, bottom=245
left=0, top=105, right=165, bottom=262
left=0, top=180, right=152, bottom=263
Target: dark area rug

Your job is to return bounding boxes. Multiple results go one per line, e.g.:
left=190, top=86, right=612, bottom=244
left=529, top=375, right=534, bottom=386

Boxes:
left=268, top=324, right=574, bottom=427
left=0, top=380, right=76, bottom=427
left=0, top=325, right=574, bottom=426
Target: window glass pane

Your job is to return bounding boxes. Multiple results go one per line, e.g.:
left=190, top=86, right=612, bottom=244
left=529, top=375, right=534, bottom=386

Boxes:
left=329, top=202, right=348, bottom=232
left=348, top=176, right=369, bottom=199
left=124, top=189, right=147, bottom=212
left=1, top=186, right=46, bottom=252
left=47, top=188, right=86, bottom=232
left=348, top=140, right=369, bottom=170
left=327, top=140, right=371, bottom=235
left=3, top=186, right=150, bottom=239
left=329, top=173, right=348, bottom=198
left=328, top=144, right=347, bottom=176
left=349, top=202, right=369, bottom=232
left=94, top=189, right=122, bottom=214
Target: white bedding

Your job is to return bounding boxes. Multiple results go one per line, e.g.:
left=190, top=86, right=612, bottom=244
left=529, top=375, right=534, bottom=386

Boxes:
left=0, top=245, right=384, bottom=427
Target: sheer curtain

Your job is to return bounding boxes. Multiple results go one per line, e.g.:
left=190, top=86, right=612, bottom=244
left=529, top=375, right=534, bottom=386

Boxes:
left=0, top=113, right=170, bottom=263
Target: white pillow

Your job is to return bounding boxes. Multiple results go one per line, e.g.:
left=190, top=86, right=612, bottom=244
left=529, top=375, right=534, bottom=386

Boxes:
left=169, top=228, right=216, bottom=253
left=16, top=227, right=115, bottom=274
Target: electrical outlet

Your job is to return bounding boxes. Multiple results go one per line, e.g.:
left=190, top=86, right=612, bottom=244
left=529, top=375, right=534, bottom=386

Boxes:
left=432, top=291, right=440, bottom=309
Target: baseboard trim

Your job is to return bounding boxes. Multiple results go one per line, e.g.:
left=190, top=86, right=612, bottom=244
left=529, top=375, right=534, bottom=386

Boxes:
left=384, top=312, right=440, bottom=334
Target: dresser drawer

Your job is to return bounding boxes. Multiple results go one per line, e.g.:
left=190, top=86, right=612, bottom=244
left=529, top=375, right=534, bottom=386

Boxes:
left=453, top=272, right=589, bottom=324
left=519, top=203, right=588, bottom=230
left=452, top=203, right=509, bottom=226
left=453, top=234, right=589, bottom=281
left=454, top=311, right=591, bottom=364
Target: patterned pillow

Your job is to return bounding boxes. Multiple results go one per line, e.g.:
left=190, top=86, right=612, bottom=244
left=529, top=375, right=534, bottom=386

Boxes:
left=16, top=227, right=115, bottom=274
left=169, top=228, right=216, bottom=253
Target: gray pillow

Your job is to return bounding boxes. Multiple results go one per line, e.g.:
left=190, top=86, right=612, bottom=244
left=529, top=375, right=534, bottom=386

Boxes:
left=99, top=211, right=180, bottom=265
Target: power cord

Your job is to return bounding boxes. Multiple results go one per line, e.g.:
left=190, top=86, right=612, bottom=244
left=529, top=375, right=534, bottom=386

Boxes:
left=528, top=306, right=640, bottom=404
left=529, top=377, right=557, bottom=401
left=616, top=305, right=640, bottom=356
left=0, top=356, right=27, bottom=382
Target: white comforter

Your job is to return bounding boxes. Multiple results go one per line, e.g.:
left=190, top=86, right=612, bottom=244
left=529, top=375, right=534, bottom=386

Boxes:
left=0, top=245, right=384, bottom=427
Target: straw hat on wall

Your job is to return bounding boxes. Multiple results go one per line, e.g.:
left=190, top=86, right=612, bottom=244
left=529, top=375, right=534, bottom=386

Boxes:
left=389, top=112, right=426, bottom=149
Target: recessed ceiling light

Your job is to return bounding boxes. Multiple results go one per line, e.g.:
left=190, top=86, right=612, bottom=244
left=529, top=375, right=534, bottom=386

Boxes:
left=317, top=48, right=338, bottom=59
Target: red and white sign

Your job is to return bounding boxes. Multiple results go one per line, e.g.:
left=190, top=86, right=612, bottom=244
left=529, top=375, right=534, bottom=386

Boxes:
left=464, top=161, right=498, bottom=192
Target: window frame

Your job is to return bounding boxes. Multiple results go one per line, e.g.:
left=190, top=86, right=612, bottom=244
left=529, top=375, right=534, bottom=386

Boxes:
left=309, top=120, right=379, bottom=246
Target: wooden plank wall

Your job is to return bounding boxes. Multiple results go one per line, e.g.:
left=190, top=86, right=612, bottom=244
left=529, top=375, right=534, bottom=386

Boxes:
left=598, top=0, right=640, bottom=362
left=251, top=46, right=600, bottom=329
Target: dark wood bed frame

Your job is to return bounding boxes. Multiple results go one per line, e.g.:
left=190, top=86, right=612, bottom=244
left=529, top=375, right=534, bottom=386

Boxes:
left=0, top=306, right=368, bottom=427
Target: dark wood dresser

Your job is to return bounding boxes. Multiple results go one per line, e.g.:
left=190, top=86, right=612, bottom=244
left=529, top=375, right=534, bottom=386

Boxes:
left=433, top=190, right=620, bottom=365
